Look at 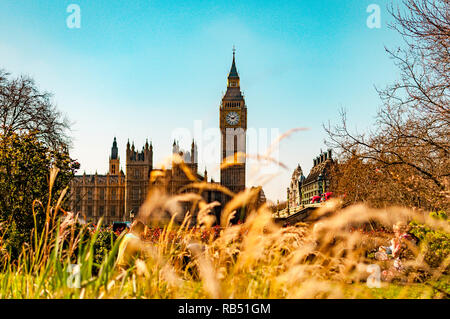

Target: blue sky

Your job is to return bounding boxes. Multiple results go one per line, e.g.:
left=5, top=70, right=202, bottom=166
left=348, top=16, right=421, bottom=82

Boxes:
left=0, top=0, right=404, bottom=202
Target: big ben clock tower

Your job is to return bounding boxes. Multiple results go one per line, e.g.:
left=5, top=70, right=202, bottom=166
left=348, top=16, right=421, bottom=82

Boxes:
left=220, top=49, right=247, bottom=194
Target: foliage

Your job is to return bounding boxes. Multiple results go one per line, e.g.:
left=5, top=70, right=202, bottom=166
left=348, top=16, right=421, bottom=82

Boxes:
left=430, top=211, right=448, bottom=221
left=92, top=226, right=118, bottom=272
left=0, top=132, right=79, bottom=259
left=409, top=212, right=450, bottom=269
left=0, top=168, right=448, bottom=299
left=329, top=154, right=445, bottom=209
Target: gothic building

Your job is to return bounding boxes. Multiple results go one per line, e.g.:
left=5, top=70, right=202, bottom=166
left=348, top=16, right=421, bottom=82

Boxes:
left=220, top=49, right=247, bottom=194
left=125, top=139, right=153, bottom=216
left=285, top=150, right=335, bottom=209
left=69, top=137, right=203, bottom=224
left=287, top=164, right=305, bottom=209
left=69, top=137, right=126, bottom=224
left=300, top=149, right=334, bottom=205
left=69, top=52, right=259, bottom=224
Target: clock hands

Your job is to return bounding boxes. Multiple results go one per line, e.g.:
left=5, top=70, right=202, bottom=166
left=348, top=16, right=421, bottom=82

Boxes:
left=227, top=112, right=239, bottom=125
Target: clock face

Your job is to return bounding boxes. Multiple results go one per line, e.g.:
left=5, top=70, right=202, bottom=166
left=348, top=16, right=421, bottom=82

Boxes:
left=226, top=111, right=240, bottom=125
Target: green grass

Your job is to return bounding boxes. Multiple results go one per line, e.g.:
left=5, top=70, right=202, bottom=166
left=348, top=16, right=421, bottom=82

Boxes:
left=346, top=282, right=449, bottom=299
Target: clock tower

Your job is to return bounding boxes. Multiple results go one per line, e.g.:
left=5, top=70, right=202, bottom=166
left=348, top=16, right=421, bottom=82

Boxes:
left=220, top=49, right=247, bottom=194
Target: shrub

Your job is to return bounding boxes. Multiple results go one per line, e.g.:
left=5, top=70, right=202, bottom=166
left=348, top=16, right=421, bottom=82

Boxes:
left=0, top=132, right=78, bottom=259
left=92, top=226, right=118, bottom=272
left=409, top=213, right=450, bottom=269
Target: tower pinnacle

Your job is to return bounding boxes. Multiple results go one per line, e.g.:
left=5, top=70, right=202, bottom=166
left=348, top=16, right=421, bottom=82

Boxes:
left=228, top=47, right=239, bottom=79
left=111, top=137, right=118, bottom=160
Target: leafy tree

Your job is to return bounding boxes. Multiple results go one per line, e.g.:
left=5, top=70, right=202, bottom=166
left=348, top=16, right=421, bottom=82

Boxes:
left=0, top=132, right=79, bottom=258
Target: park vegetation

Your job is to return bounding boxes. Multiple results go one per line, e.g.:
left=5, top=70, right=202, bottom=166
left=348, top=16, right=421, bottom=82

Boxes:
left=0, top=169, right=448, bottom=298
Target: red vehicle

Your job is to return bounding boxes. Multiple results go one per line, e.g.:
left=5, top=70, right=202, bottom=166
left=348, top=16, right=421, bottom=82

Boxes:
left=311, top=192, right=333, bottom=204
left=311, top=195, right=322, bottom=203
left=324, top=192, right=333, bottom=201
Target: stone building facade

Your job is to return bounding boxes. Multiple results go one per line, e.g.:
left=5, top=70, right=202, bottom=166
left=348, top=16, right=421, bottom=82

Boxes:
left=69, top=137, right=126, bottom=224
left=287, top=164, right=305, bottom=209
left=124, top=139, right=153, bottom=217
left=300, top=149, right=334, bottom=205
left=69, top=137, right=203, bottom=224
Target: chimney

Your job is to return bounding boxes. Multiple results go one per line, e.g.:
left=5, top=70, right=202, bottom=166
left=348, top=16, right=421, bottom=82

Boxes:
left=328, top=149, right=332, bottom=160
left=313, top=158, right=316, bottom=166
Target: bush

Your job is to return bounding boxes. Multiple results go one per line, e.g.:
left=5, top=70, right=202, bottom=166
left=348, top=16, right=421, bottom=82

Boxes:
left=409, top=213, right=450, bottom=269
left=0, top=132, right=78, bottom=259
left=92, top=226, right=118, bottom=272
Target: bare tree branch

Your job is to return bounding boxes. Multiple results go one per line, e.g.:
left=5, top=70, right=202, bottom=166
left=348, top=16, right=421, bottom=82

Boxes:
left=325, top=0, right=449, bottom=211
left=0, top=69, right=71, bottom=149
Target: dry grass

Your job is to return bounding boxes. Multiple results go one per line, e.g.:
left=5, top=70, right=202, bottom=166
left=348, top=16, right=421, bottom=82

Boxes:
left=0, top=162, right=449, bottom=299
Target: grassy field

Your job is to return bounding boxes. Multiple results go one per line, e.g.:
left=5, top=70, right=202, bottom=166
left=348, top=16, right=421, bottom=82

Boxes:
left=0, top=178, right=448, bottom=299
